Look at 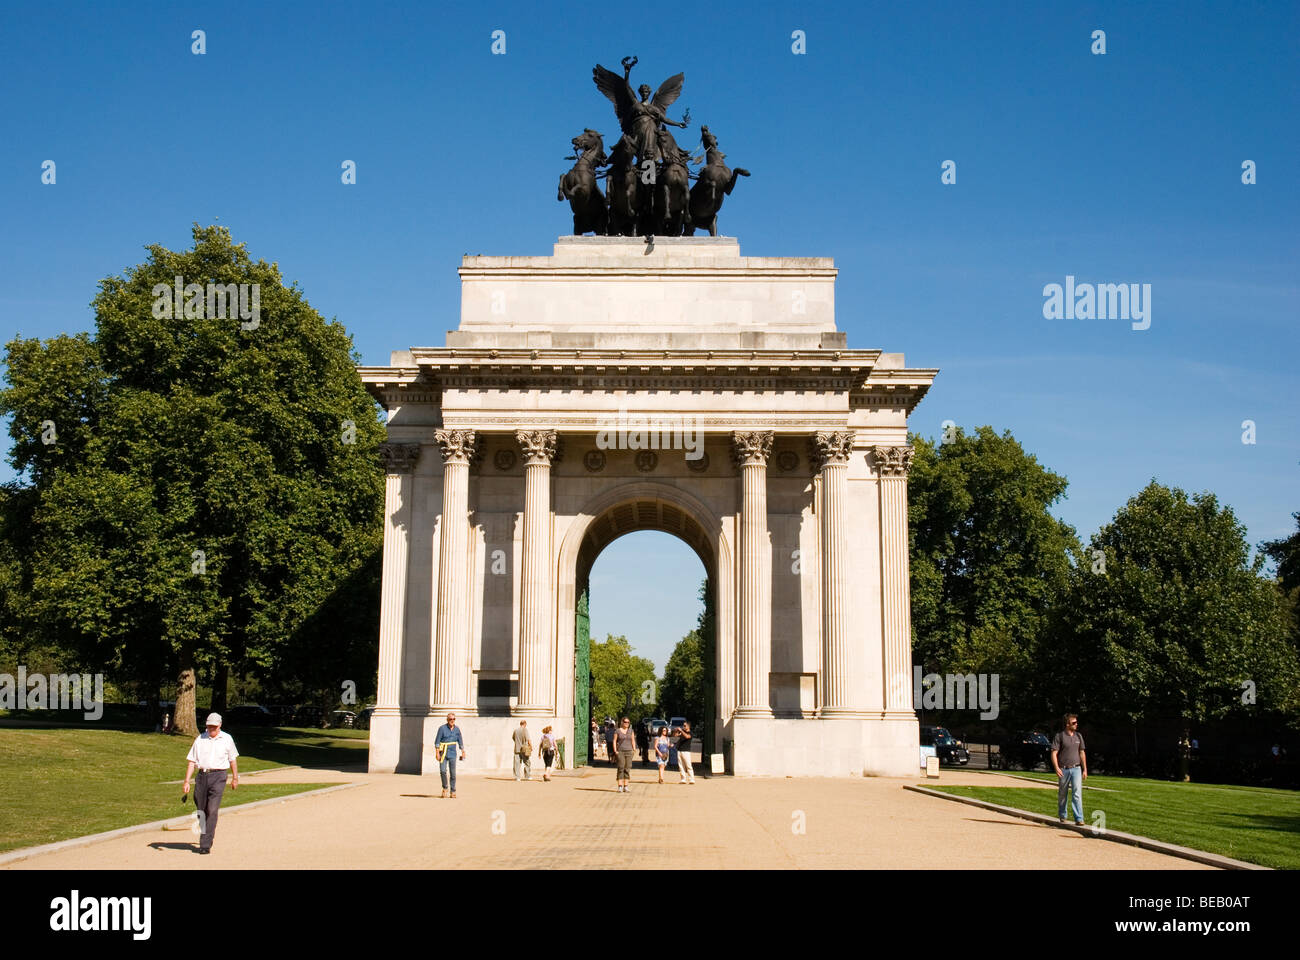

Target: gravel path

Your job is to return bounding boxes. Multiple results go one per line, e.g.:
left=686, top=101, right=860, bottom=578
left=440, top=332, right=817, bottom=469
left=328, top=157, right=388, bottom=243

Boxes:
left=3, top=766, right=1212, bottom=869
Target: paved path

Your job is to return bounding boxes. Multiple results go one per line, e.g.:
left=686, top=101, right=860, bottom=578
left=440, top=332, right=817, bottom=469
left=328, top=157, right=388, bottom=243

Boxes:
left=3, top=766, right=1212, bottom=869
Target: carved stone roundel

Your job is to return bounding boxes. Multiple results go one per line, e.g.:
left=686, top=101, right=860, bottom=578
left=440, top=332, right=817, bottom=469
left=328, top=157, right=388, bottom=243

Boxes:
left=635, top=450, right=659, bottom=472
left=583, top=449, right=606, bottom=473
left=686, top=451, right=710, bottom=473
left=494, top=449, right=517, bottom=471
left=776, top=450, right=799, bottom=472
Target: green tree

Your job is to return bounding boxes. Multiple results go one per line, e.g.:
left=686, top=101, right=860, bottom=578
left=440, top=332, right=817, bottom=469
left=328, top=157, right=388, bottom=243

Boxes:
left=1263, top=512, right=1300, bottom=642
left=1044, top=482, right=1300, bottom=779
left=589, top=633, right=656, bottom=724
left=660, top=579, right=709, bottom=723
left=660, top=630, right=704, bottom=721
left=908, top=427, right=1079, bottom=721
left=1262, top=512, right=1300, bottom=594
left=0, top=225, right=385, bottom=734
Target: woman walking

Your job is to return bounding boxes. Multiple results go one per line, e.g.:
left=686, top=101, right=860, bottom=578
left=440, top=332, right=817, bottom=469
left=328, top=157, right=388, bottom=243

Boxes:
left=654, top=726, right=671, bottom=783
left=539, top=725, right=558, bottom=781
left=614, top=716, right=636, bottom=793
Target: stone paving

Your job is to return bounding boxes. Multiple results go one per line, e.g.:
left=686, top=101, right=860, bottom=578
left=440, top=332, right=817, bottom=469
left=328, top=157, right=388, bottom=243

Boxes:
left=3, top=764, right=1212, bottom=870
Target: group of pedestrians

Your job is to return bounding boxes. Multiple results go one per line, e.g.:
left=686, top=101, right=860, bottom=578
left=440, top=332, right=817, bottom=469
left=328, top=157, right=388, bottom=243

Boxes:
left=604, top=715, right=696, bottom=792
left=511, top=719, right=560, bottom=782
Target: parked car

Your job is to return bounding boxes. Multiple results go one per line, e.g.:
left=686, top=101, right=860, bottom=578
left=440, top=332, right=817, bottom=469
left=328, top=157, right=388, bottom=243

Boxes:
left=226, top=704, right=275, bottom=727
left=999, top=731, right=1052, bottom=770
left=353, top=706, right=376, bottom=730
left=330, top=709, right=357, bottom=728
left=642, top=717, right=669, bottom=737
left=669, top=716, right=688, bottom=733
left=920, top=725, right=970, bottom=766
left=292, top=704, right=325, bottom=728
left=263, top=704, right=297, bottom=727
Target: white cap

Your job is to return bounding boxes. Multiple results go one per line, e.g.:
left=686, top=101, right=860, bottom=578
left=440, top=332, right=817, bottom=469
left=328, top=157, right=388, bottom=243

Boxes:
left=205, top=713, right=222, bottom=727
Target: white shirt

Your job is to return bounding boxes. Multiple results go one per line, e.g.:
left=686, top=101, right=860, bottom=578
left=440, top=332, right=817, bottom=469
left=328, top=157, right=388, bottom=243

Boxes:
left=187, top=730, right=239, bottom=770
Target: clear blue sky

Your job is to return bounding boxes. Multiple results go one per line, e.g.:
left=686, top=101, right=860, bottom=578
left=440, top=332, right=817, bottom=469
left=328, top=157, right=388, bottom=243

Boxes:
left=2, top=2, right=1296, bottom=672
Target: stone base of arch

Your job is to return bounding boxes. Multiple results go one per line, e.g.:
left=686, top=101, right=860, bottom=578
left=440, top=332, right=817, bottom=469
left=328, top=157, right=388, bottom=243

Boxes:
left=727, top=715, right=921, bottom=778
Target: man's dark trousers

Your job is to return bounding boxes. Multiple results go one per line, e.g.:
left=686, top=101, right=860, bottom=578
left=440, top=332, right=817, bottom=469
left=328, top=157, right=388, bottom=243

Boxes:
left=195, top=770, right=227, bottom=851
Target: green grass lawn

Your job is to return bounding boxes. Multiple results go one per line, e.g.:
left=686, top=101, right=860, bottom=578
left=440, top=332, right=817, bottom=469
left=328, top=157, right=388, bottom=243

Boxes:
left=928, top=772, right=1300, bottom=869
left=0, top=723, right=366, bottom=854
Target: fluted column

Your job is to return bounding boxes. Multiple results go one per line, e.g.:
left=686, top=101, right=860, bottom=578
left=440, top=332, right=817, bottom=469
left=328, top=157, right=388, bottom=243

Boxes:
left=431, top=429, right=476, bottom=714
left=874, top=445, right=915, bottom=713
left=515, top=430, right=558, bottom=716
left=814, top=432, right=862, bottom=717
left=732, top=431, right=774, bottom=718
left=376, top=443, right=421, bottom=719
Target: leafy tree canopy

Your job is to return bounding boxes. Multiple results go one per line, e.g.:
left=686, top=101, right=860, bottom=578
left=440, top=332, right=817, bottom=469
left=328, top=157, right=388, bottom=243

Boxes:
left=0, top=225, right=385, bottom=733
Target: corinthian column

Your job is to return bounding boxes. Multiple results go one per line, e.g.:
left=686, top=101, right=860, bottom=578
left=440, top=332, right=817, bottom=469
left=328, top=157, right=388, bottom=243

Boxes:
left=732, top=431, right=774, bottom=718
left=515, top=430, right=558, bottom=716
left=376, top=443, right=421, bottom=720
left=874, top=445, right=915, bottom=713
left=813, top=432, right=862, bottom=717
left=431, top=429, right=476, bottom=715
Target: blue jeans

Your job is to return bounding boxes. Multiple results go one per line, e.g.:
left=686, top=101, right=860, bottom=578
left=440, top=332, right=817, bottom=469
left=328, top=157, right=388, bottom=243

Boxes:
left=1058, top=766, right=1083, bottom=821
left=439, top=749, right=458, bottom=791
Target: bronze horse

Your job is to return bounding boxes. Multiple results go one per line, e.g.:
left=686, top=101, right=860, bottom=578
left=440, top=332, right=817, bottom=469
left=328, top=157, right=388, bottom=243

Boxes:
left=653, top=126, right=693, bottom=236
left=688, top=126, right=749, bottom=236
left=558, top=129, right=608, bottom=236
left=605, top=133, right=641, bottom=236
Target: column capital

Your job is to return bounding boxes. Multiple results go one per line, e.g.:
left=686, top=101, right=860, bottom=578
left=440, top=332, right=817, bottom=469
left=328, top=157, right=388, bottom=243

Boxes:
left=379, top=442, right=421, bottom=473
left=871, top=445, right=914, bottom=478
left=731, top=430, right=774, bottom=467
left=515, top=429, right=559, bottom=465
left=434, top=429, right=477, bottom=465
left=810, top=431, right=853, bottom=470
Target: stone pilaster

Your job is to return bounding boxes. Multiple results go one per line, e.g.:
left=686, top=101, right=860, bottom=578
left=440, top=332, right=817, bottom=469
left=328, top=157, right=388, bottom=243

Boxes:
left=732, top=431, right=774, bottom=718
left=813, top=431, right=861, bottom=717
left=873, top=445, right=915, bottom=713
left=376, top=443, right=421, bottom=719
left=431, top=430, right=476, bottom=715
left=515, top=430, right=558, bottom=716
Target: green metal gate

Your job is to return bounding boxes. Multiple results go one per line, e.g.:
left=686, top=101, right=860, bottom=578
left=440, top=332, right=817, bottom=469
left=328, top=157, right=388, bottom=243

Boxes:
left=574, top=576, right=591, bottom=766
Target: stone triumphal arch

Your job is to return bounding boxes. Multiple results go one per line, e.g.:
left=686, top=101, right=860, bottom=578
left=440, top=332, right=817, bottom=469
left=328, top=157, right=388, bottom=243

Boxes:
left=361, top=236, right=936, bottom=776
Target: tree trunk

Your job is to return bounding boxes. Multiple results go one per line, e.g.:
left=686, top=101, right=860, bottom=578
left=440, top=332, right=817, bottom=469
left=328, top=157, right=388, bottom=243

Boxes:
left=212, top=662, right=229, bottom=714
left=174, top=648, right=199, bottom=737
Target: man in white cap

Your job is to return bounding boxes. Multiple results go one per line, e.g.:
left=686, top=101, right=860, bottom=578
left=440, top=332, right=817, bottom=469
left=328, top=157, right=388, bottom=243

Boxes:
left=182, top=713, right=239, bottom=855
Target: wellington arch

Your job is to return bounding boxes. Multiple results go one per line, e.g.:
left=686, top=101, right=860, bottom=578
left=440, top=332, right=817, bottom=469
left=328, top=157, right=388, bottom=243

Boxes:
left=359, top=236, right=937, bottom=777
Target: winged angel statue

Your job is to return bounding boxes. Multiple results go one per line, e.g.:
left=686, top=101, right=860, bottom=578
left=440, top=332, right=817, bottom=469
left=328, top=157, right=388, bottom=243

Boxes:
left=591, top=57, right=689, bottom=166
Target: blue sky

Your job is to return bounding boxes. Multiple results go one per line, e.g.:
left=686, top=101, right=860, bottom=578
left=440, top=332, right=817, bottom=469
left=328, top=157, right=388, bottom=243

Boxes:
left=2, top=1, right=1296, bottom=673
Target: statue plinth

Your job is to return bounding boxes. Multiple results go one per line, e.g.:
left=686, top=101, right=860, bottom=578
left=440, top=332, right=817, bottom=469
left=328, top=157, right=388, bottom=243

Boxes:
left=450, top=237, right=841, bottom=351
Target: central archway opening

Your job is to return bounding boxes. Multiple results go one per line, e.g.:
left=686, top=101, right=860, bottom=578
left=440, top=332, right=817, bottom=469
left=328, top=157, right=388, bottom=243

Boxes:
left=570, top=494, right=718, bottom=768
